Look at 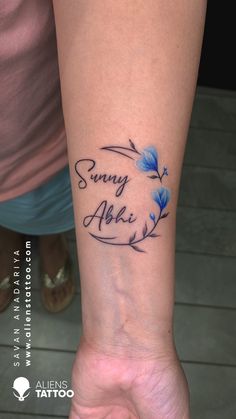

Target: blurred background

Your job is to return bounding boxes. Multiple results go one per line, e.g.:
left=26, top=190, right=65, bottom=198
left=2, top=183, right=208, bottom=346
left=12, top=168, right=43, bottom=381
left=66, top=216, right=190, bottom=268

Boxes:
left=0, top=1, right=236, bottom=418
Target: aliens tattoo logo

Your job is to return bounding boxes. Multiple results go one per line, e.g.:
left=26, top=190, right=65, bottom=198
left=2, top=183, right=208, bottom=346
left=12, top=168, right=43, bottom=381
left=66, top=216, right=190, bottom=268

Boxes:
left=75, top=139, right=170, bottom=253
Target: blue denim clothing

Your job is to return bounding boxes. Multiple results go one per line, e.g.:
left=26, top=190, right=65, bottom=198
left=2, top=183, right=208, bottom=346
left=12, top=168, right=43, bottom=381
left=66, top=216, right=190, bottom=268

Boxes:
left=0, top=166, right=75, bottom=235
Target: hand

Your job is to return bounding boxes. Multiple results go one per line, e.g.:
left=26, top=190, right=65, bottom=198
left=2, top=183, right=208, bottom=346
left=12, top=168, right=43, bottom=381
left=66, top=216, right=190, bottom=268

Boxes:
left=69, top=338, right=190, bottom=419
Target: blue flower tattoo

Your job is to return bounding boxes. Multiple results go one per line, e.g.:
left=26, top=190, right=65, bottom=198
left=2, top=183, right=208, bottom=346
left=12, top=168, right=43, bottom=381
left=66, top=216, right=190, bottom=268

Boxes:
left=152, top=187, right=170, bottom=211
left=136, top=146, right=168, bottom=182
left=136, top=146, right=158, bottom=172
left=101, top=140, right=168, bottom=183
left=77, top=139, right=171, bottom=252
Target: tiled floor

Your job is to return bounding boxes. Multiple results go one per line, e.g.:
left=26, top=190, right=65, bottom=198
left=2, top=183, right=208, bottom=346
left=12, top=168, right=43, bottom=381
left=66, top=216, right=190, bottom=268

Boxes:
left=0, top=86, right=236, bottom=418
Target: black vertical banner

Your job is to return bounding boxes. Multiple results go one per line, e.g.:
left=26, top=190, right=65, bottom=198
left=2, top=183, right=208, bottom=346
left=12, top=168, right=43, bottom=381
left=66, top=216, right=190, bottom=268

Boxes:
left=198, top=0, right=236, bottom=90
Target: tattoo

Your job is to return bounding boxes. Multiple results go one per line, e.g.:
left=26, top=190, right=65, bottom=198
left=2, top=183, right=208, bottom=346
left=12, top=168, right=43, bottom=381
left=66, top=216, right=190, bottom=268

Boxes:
left=75, top=159, right=130, bottom=197
left=83, top=200, right=136, bottom=231
left=101, top=139, right=168, bottom=182
left=75, top=139, right=170, bottom=253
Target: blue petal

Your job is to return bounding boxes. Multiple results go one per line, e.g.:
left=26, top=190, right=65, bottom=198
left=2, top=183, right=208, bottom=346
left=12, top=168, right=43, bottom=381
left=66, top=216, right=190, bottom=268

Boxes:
left=149, top=212, right=156, bottom=222
left=143, top=147, right=158, bottom=169
left=136, top=158, right=151, bottom=171
left=136, top=146, right=158, bottom=172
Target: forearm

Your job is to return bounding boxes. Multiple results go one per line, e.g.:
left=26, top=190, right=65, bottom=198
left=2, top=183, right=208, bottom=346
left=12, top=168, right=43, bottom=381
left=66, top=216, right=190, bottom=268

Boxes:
left=53, top=0, right=206, bottom=356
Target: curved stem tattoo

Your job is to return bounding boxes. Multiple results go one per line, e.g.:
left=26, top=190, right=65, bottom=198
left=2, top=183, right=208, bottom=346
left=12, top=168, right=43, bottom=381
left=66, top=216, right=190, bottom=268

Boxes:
left=89, top=208, right=169, bottom=253
left=101, top=139, right=141, bottom=160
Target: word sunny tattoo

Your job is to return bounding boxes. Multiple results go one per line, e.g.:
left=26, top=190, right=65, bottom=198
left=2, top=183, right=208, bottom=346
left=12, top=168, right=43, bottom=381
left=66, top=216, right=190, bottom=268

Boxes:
left=74, top=139, right=171, bottom=253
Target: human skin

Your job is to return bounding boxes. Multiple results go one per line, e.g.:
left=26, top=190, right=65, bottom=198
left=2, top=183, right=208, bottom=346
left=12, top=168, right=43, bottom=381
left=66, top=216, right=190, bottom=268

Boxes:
left=52, top=1, right=207, bottom=417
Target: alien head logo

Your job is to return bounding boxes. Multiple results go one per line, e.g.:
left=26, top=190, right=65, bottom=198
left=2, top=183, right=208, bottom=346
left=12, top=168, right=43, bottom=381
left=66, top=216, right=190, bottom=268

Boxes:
left=12, top=377, right=30, bottom=401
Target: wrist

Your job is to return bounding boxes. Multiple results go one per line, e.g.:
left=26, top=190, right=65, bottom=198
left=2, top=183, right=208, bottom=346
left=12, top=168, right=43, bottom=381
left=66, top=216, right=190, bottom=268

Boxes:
left=79, top=247, right=176, bottom=359
left=81, top=308, right=175, bottom=360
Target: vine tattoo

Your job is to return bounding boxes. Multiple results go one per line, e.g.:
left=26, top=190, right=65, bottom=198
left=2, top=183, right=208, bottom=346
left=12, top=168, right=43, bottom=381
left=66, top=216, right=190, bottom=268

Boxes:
left=75, top=139, right=171, bottom=253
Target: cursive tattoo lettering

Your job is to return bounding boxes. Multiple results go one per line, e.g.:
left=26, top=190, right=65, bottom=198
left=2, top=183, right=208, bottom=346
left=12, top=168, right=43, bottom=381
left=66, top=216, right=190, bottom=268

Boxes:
left=83, top=200, right=137, bottom=231
left=75, top=159, right=130, bottom=197
left=75, top=159, right=95, bottom=190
